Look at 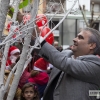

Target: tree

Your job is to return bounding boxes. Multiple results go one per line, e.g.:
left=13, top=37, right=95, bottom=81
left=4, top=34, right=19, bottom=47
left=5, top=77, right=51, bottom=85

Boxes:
left=79, top=1, right=100, bottom=30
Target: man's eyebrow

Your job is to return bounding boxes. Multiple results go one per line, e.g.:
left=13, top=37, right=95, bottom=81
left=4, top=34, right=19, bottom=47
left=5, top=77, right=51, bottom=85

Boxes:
left=77, top=35, right=84, bottom=39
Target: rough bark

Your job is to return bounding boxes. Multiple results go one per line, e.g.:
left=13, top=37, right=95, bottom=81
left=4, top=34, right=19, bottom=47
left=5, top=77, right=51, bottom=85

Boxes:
left=0, top=0, right=10, bottom=39
left=0, top=0, right=10, bottom=100
left=7, top=0, right=40, bottom=100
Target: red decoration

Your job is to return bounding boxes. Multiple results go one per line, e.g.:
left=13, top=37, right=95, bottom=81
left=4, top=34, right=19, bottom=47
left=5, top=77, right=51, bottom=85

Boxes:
left=36, top=14, right=48, bottom=27
left=6, top=22, right=12, bottom=32
left=23, top=14, right=31, bottom=24
left=12, top=34, right=16, bottom=38
left=39, top=27, right=54, bottom=45
left=6, top=22, right=19, bottom=39
left=6, top=22, right=19, bottom=32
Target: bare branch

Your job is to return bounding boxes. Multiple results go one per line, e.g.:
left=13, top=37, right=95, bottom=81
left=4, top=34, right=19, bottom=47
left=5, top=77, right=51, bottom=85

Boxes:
left=79, top=5, right=89, bottom=27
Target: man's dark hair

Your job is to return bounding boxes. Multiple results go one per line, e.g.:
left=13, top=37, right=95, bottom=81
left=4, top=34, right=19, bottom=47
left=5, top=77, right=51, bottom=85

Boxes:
left=83, top=27, right=100, bottom=55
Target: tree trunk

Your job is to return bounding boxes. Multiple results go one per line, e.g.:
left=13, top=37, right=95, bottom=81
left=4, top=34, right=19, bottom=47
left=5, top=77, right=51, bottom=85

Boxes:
left=0, top=0, right=10, bottom=39
left=7, top=0, right=40, bottom=100
left=0, top=43, right=10, bottom=100
left=0, top=0, right=10, bottom=100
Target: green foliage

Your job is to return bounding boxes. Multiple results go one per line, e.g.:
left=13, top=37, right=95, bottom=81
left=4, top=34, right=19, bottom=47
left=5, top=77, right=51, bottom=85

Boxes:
left=8, top=0, right=30, bottom=17
left=19, top=0, right=29, bottom=9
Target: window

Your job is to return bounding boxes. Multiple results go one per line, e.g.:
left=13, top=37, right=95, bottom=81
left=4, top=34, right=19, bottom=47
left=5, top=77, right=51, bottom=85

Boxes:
left=92, top=22, right=99, bottom=30
left=49, top=21, right=59, bottom=37
left=49, top=21, right=59, bottom=30
left=93, top=4, right=100, bottom=13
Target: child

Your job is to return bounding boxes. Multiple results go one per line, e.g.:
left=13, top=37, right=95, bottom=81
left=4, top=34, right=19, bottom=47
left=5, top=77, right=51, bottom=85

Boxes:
left=28, top=58, right=49, bottom=98
left=21, top=82, right=39, bottom=100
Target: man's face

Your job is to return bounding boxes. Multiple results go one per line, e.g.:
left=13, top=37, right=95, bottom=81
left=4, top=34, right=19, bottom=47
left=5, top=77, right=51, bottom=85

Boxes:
left=71, top=30, right=95, bottom=57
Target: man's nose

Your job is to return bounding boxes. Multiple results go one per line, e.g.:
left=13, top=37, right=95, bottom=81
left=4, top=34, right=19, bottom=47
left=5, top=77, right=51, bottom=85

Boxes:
left=73, top=37, right=77, bottom=42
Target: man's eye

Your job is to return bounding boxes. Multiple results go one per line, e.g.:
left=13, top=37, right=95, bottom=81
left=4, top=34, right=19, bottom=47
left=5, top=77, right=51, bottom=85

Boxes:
left=78, top=35, right=84, bottom=39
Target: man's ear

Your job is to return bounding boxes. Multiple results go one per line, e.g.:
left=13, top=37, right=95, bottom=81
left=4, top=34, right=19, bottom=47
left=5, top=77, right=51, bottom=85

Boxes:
left=90, top=43, right=96, bottom=50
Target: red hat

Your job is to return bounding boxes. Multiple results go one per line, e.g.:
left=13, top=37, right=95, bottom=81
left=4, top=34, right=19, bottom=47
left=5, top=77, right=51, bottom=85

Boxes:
left=8, top=46, right=20, bottom=57
left=33, top=58, right=48, bottom=72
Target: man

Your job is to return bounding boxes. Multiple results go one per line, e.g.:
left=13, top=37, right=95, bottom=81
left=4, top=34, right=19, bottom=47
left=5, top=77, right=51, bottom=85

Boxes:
left=53, top=41, right=59, bottom=48
left=38, top=27, right=100, bottom=100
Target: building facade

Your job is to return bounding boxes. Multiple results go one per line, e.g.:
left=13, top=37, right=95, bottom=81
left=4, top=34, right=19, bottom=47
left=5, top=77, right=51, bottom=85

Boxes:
left=3, top=0, right=100, bottom=48
left=45, top=0, right=100, bottom=49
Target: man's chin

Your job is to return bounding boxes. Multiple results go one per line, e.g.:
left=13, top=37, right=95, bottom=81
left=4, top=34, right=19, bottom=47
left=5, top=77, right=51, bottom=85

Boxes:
left=70, top=45, right=77, bottom=51
left=70, top=47, right=77, bottom=52
left=70, top=46, right=74, bottom=50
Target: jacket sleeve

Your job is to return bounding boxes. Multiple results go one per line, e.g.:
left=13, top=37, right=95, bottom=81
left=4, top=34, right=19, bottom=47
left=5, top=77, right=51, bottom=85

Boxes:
left=39, top=42, right=100, bottom=84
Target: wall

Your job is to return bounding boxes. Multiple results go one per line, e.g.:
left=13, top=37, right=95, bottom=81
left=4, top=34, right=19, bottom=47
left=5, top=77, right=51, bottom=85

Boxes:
left=38, top=0, right=46, bottom=14
left=59, top=19, right=76, bottom=47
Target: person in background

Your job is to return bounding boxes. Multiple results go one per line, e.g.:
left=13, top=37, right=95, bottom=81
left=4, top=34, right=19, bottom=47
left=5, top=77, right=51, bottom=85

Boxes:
left=15, top=49, right=40, bottom=100
left=56, top=46, right=63, bottom=52
left=38, top=27, right=100, bottom=100
left=20, top=82, right=40, bottom=100
left=4, top=46, right=20, bottom=100
left=6, top=46, right=20, bottom=71
left=53, top=41, right=58, bottom=48
left=28, top=58, right=49, bottom=98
